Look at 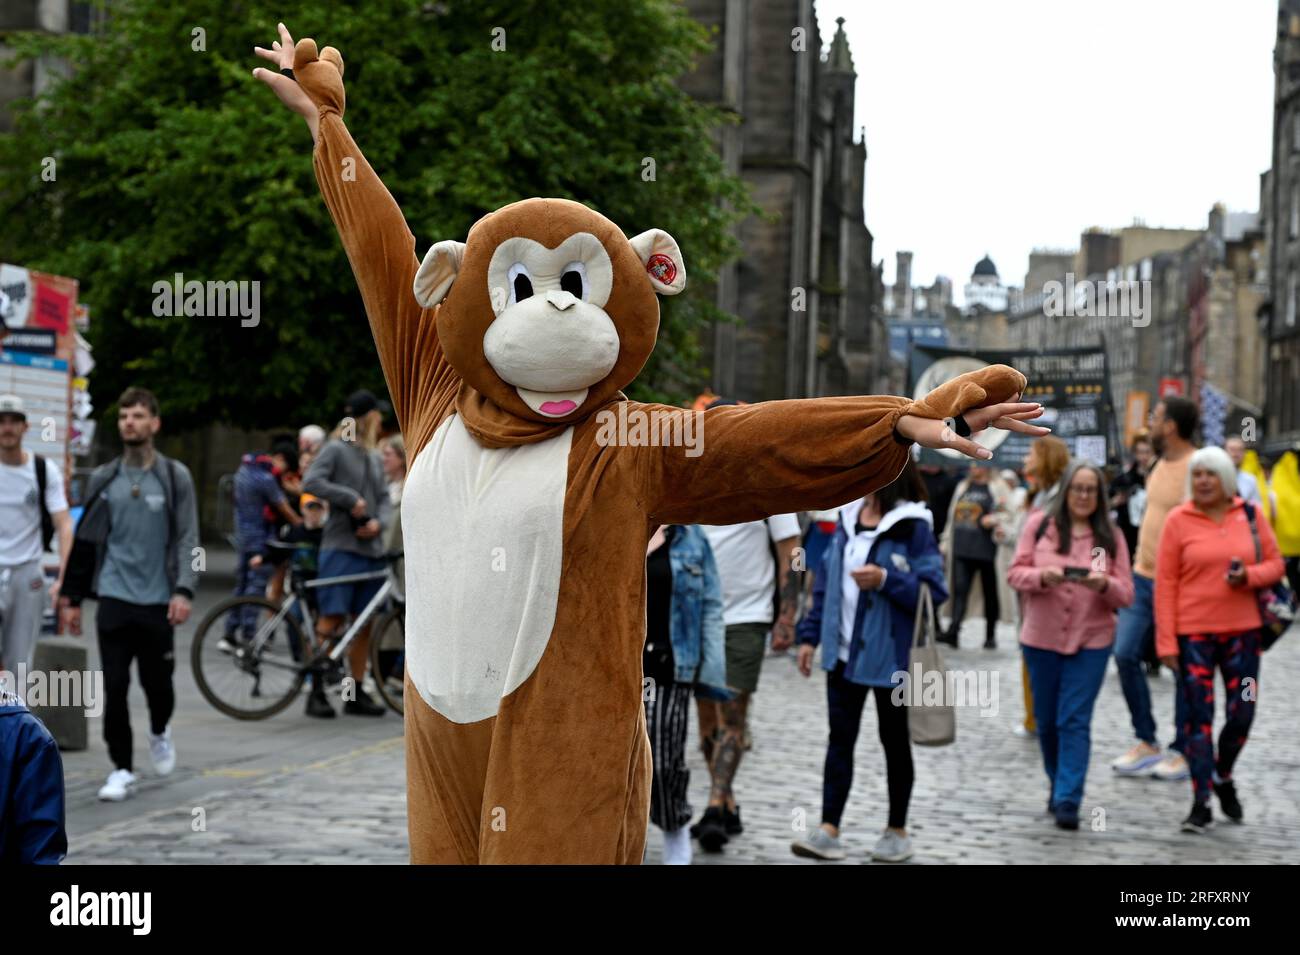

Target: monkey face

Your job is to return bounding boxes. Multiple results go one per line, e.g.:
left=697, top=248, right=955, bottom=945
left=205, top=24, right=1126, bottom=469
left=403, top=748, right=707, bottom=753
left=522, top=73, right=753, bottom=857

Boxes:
left=414, top=198, right=685, bottom=423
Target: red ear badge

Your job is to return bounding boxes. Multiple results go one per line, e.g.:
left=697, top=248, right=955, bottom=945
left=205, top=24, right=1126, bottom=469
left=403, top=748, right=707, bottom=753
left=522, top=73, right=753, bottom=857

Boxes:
left=646, top=253, right=677, bottom=286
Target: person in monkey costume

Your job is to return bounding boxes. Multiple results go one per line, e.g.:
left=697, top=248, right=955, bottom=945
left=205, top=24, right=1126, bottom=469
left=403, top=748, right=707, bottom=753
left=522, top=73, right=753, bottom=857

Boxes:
left=253, top=24, right=1048, bottom=864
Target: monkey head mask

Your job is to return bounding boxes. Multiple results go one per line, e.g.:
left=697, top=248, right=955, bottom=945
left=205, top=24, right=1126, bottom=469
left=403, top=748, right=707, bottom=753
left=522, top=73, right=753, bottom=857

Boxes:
left=413, top=198, right=685, bottom=441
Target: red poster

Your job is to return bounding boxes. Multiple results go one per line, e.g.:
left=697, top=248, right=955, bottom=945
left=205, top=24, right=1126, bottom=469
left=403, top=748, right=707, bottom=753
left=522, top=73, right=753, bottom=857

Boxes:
left=32, top=277, right=73, bottom=335
left=1158, top=377, right=1185, bottom=397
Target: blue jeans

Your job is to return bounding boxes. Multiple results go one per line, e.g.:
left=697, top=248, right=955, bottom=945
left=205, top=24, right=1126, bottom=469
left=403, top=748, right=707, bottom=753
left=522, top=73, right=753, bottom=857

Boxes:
left=1113, top=572, right=1187, bottom=751
left=1023, top=644, right=1111, bottom=810
left=225, top=549, right=272, bottom=638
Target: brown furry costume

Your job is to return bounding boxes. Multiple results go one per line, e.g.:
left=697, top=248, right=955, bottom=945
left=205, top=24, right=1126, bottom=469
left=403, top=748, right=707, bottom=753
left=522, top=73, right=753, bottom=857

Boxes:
left=289, top=38, right=1027, bottom=863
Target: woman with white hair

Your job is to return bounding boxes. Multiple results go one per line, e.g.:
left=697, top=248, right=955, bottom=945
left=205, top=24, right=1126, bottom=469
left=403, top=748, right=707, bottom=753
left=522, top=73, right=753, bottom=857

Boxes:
left=1155, top=446, right=1285, bottom=834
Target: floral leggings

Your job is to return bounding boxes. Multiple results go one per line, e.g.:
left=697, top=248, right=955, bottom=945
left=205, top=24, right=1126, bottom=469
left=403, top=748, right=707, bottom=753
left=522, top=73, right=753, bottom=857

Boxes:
left=1177, top=629, right=1261, bottom=806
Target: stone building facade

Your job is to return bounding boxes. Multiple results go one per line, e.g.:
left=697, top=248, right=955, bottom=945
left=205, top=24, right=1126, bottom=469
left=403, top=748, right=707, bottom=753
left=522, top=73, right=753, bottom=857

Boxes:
left=0, top=1, right=104, bottom=131
left=681, top=1, right=881, bottom=401
left=1006, top=216, right=1266, bottom=448
left=1264, top=0, right=1300, bottom=454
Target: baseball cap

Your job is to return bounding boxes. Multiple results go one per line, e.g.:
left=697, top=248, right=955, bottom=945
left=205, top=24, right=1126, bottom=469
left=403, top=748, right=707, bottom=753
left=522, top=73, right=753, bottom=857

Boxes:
left=0, top=394, right=26, bottom=420
left=343, top=389, right=392, bottom=418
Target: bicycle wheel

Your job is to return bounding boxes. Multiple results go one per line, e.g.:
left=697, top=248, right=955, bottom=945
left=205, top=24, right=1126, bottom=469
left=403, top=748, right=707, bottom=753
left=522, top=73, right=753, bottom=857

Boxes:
left=192, top=595, right=310, bottom=720
left=369, top=605, right=406, bottom=716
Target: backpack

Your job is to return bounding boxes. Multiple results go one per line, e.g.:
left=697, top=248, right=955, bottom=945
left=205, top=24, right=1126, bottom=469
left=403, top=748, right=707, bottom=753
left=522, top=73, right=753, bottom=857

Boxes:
left=33, top=454, right=54, bottom=552
left=1242, top=501, right=1297, bottom=650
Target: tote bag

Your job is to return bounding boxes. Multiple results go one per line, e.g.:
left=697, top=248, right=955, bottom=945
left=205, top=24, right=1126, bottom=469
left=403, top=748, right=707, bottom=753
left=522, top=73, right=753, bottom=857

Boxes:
left=907, top=582, right=956, bottom=746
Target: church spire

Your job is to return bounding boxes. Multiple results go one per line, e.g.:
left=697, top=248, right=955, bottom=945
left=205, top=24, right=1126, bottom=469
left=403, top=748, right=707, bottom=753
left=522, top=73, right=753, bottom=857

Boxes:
left=828, top=17, right=854, bottom=72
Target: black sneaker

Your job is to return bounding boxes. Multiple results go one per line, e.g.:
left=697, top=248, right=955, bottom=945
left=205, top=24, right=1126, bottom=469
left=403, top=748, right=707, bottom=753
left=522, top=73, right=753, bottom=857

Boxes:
left=1213, top=780, right=1243, bottom=822
left=1180, top=802, right=1213, bottom=834
left=344, top=687, right=386, bottom=717
left=1053, top=802, right=1079, bottom=830
left=937, top=631, right=958, bottom=648
left=724, top=804, right=743, bottom=835
left=695, top=807, right=729, bottom=853
left=983, top=636, right=997, bottom=650
left=306, top=687, right=336, bottom=719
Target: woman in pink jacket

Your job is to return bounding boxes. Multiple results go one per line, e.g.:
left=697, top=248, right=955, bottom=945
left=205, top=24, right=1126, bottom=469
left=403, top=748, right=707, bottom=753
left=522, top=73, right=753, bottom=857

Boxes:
left=1155, top=446, right=1285, bottom=834
left=1009, top=461, right=1134, bottom=830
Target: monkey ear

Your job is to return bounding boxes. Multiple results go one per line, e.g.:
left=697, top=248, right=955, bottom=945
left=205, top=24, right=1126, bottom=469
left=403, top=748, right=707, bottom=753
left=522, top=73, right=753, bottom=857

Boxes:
left=413, top=240, right=466, bottom=307
left=628, top=229, right=686, bottom=296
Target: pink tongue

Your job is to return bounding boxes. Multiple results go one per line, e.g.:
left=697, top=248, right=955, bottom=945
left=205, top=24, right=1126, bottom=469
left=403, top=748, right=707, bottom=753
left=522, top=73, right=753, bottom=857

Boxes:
left=539, top=400, right=577, bottom=416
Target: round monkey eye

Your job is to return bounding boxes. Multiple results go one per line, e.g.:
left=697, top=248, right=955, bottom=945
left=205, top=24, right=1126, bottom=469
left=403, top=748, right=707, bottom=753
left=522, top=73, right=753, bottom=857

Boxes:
left=560, top=261, right=587, bottom=300
left=508, top=263, right=534, bottom=304
left=560, top=271, right=582, bottom=297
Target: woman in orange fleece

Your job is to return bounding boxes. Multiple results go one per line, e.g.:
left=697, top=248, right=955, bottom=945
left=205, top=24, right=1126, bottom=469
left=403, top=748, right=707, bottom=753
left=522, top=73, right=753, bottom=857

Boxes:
left=1155, top=447, right=1285, bottom=834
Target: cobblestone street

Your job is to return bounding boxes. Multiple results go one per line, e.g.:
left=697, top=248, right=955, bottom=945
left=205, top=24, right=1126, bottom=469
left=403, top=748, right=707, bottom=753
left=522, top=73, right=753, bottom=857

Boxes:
left=61, top=556, right=1299, bottom=864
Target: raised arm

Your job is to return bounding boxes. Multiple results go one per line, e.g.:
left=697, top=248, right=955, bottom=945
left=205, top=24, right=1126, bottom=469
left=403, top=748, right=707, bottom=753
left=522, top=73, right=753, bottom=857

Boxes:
left=253, top=25, right=454, bottom=431
left=642, top=364, right=1044, bottom=526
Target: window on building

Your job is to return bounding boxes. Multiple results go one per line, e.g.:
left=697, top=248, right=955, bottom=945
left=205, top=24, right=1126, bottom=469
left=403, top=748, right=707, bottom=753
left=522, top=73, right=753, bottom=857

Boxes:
left=1292, top=185, right=1299, bottom=239
left=1289, top=273, right=1297, bottom=327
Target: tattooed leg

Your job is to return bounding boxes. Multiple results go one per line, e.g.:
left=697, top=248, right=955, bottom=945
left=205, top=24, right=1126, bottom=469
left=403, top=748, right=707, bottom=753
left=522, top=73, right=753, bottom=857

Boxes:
left=708, top=691, right=750, bottom=809
left=696, top=698, right=720, bottom=765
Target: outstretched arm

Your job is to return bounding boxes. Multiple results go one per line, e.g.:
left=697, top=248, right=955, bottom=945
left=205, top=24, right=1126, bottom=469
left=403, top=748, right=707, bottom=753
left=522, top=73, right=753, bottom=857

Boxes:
left=643, top=364, right=1045, bottom=526
left=253, top=25, right=455, bottom=431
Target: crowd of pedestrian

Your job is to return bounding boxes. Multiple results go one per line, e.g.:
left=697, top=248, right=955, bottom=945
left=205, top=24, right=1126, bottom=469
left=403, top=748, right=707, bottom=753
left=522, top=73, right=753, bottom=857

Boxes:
left=1, top=383, right=1296, bottom=864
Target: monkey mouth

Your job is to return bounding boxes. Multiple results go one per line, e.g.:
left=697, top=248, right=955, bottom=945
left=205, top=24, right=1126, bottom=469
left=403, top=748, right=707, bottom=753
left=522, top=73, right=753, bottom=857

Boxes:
left=516, top=386, right=589, bottom=419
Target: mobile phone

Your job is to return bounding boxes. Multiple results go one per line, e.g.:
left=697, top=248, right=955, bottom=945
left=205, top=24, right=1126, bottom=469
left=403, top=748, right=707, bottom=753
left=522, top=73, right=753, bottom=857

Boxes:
left=1062, top=566, right=1089, bottom=580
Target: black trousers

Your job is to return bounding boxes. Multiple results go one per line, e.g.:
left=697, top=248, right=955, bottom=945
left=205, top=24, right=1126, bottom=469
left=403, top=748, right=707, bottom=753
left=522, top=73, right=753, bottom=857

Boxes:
left=947, top=556, right=999, bottom=641
left=822, top=662, right=913, bottom=830
left=97, top=597, right=175, bottom=772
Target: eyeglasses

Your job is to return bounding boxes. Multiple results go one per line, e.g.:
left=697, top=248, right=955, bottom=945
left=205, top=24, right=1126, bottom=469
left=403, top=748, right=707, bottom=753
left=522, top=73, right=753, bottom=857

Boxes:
left=1068, top=486, right=1099, bottom=496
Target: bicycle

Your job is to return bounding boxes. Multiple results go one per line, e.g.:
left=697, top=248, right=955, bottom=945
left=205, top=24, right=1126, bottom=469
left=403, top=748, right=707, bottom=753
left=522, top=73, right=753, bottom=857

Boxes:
left=191, top=542, right=405, bottom=719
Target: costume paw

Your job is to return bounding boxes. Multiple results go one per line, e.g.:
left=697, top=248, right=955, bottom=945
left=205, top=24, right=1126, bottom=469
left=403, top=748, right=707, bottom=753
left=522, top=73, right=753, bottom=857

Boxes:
left=906, top=364, right=1027, bottom=421
left=293, top=38, right=346, bottom=116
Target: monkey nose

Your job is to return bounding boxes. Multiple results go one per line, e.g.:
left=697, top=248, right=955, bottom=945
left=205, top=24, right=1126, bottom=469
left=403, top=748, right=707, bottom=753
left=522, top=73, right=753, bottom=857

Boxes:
left=546, top=290, right=578, bottom=311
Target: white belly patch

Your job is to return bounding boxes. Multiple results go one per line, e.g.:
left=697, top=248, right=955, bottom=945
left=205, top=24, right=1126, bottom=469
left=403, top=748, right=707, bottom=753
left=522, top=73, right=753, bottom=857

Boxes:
left=401, top=414, right=571, bottom=724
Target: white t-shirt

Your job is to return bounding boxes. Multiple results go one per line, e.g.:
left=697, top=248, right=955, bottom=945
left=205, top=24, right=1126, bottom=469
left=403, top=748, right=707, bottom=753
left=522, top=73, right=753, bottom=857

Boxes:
left=837, top=499, right=933, bottom=662
left=0, top=452, right=68, bottom=566
left=701, top=513, right=802, bottom=626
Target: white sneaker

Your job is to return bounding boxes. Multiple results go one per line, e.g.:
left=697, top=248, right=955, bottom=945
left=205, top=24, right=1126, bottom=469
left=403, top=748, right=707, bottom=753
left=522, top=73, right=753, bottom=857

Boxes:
left=791, top=827, right=847, bottom=861
left=662, top=826, right=693, bottom=865
left=871, top=829, right=914, bottom=863
left=1111, top=741, right=1162, bottom=775
left=97, top=768, right=138, bottom=801
left=1152, top=752, right=1189, bottom=781
left=149, top=726, right=176, bottom=776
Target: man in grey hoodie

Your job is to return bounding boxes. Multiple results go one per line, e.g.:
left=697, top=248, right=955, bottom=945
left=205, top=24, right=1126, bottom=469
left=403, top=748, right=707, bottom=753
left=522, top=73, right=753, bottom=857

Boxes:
left=302, top=389, right=391, bottom=718
left=60, top=387, right=199, bottom=802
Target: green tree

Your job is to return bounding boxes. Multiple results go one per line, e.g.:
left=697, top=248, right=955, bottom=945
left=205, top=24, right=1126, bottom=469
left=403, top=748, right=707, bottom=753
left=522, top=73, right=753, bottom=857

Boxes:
left=0, top=0, right=753, bottom=431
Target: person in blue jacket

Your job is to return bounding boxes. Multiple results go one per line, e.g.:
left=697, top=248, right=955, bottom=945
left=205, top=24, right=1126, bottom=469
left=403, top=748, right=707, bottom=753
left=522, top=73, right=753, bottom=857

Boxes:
left=792, top=458, right=947, bottom=864
left=643, top=523, right=727, bottom=865
left=0, top=684, right=68, bottom=863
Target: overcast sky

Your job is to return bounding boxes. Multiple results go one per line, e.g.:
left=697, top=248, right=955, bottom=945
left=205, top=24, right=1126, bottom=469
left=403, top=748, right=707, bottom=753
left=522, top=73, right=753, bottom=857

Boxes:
left=814, top=0, right=1278, bottom=304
